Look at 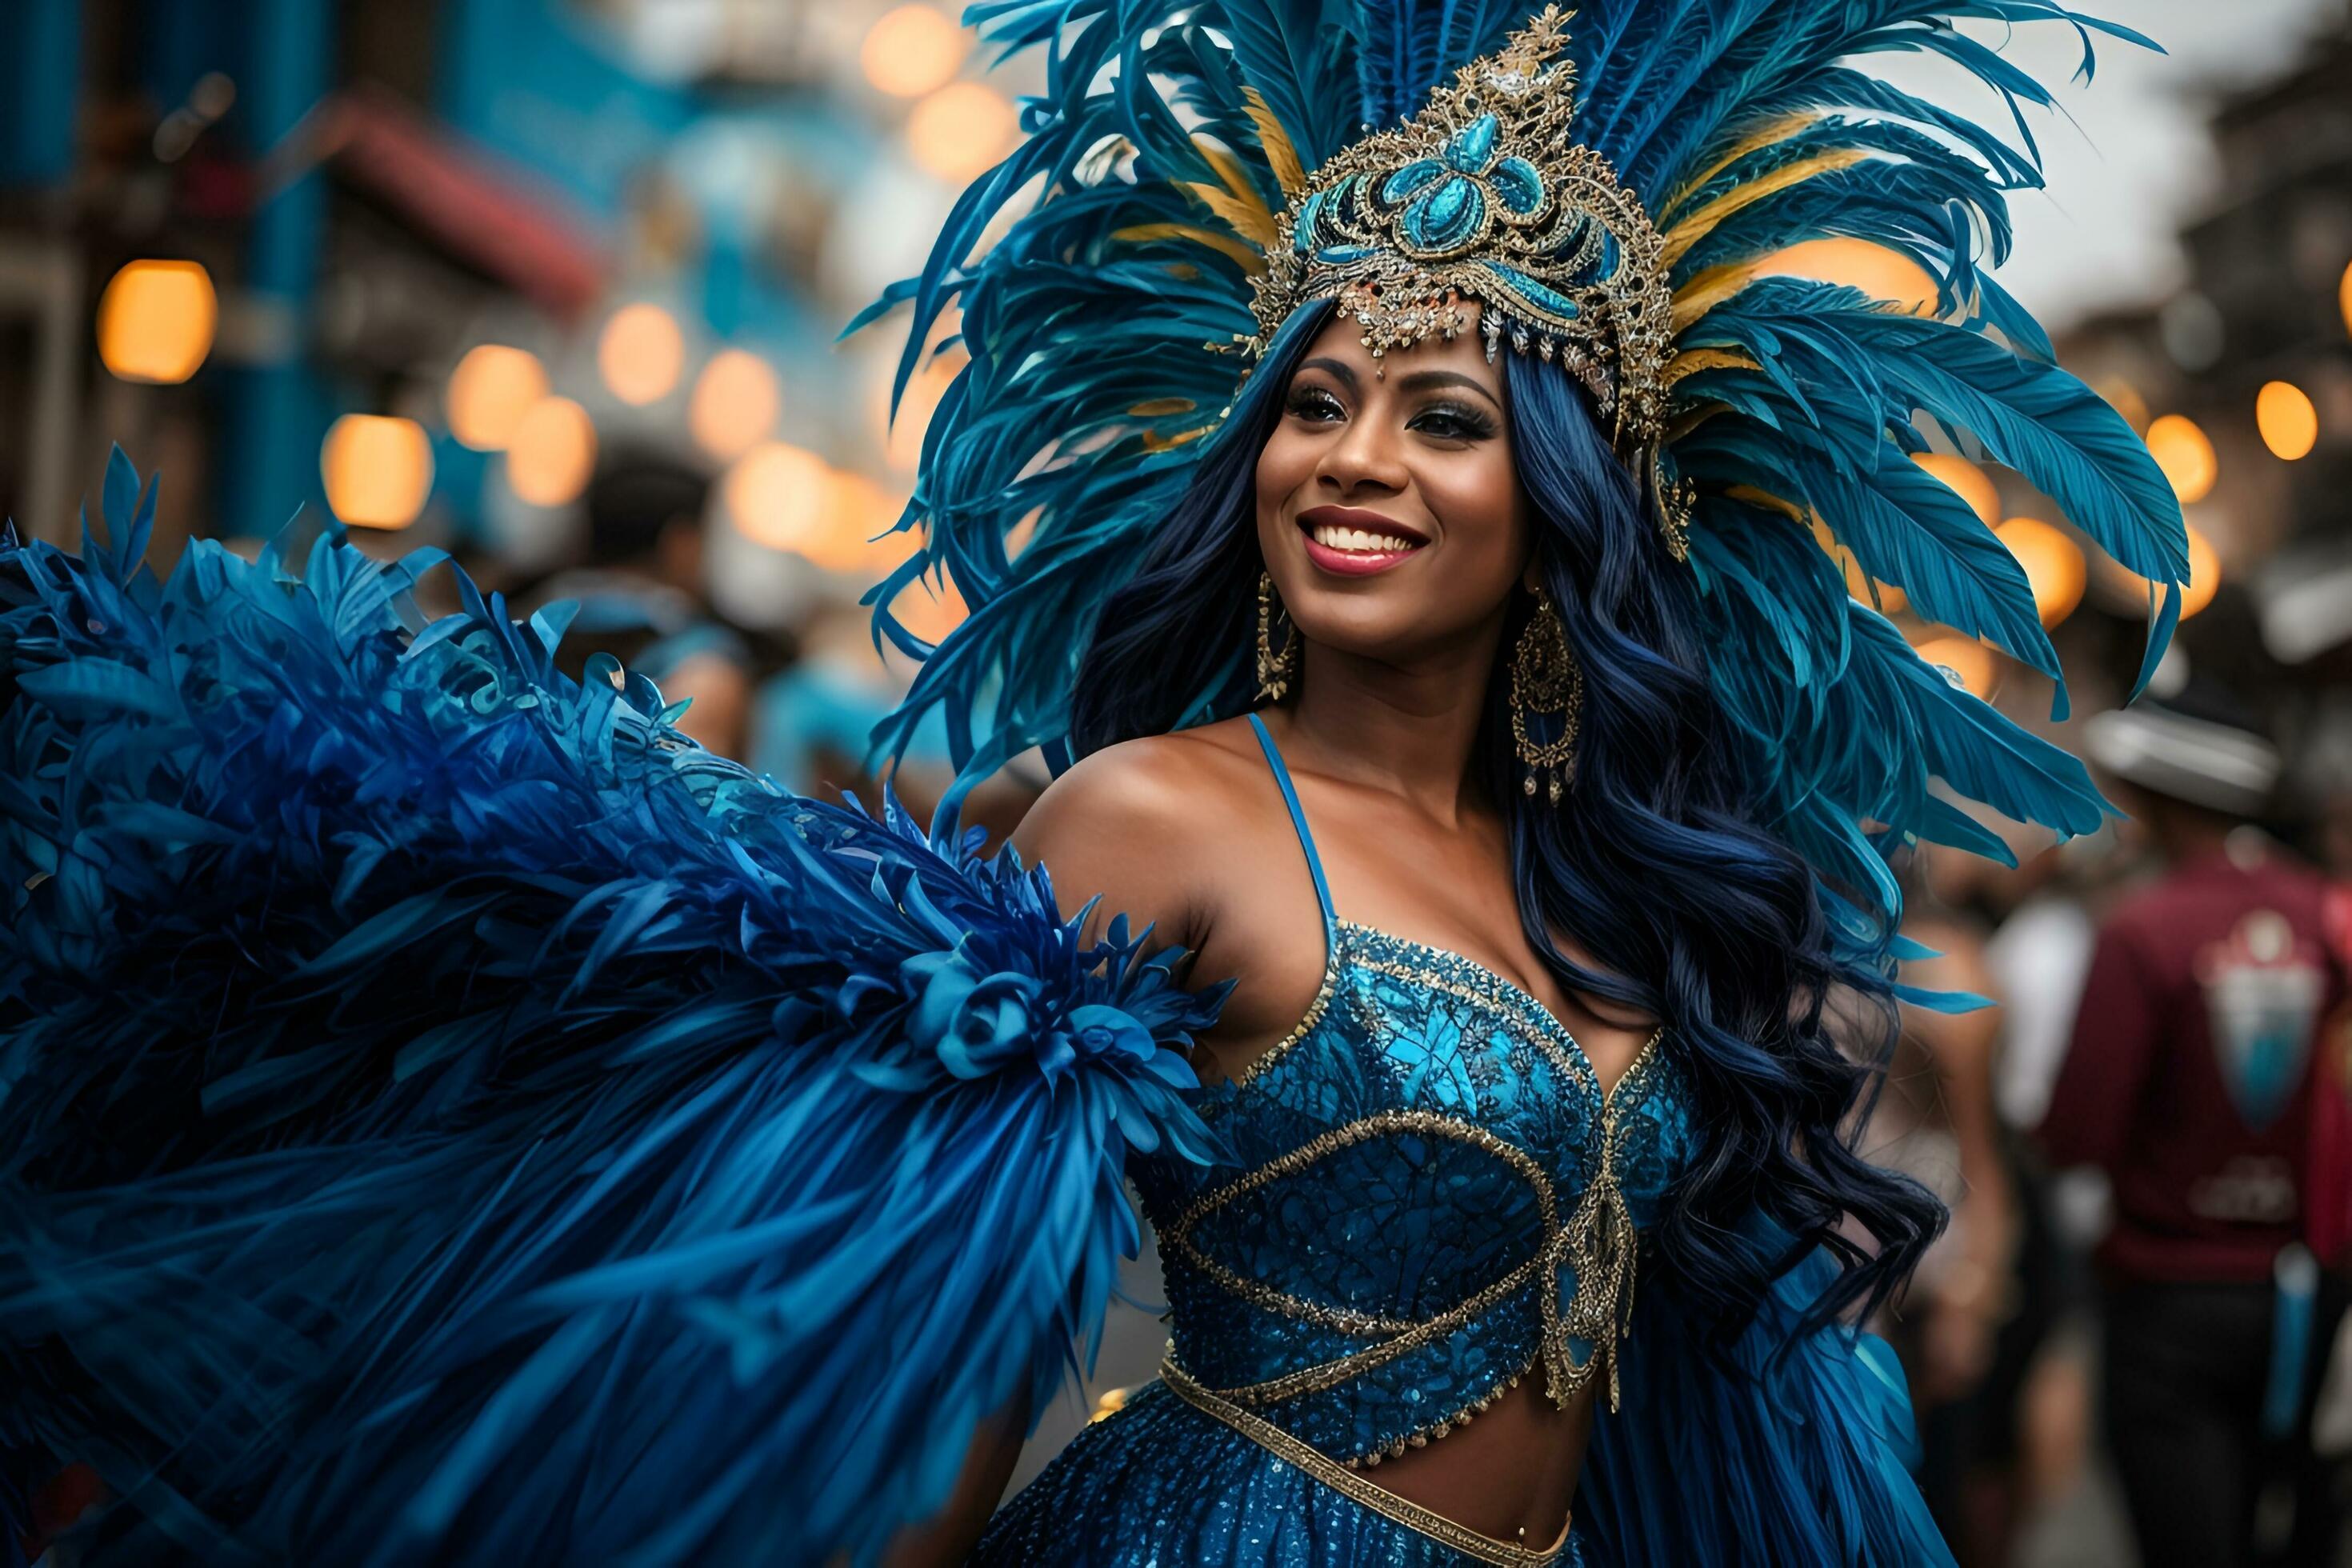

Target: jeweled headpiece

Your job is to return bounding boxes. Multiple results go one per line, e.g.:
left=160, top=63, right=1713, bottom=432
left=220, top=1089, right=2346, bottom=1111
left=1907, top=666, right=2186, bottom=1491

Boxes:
left=873, top=0, right=2189, bottom=941
left=1249, top=10, right=1672, bottom=456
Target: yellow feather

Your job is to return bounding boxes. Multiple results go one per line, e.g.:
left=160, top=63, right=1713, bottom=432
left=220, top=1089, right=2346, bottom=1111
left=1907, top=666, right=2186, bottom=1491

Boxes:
left=1142, top=424, right=1214, bottom=452
left=1658, top=112, right=1822, bottom=220
left=1724, top=483, right=1812, bottom=525
left=1129, top=398, right=1198, bottom=417
left=1664, top=348, right=1759, bottom=386
left=1659, top=150, right=1869, bottom=269
left=1242, top=89, right=1308, bottom=199
left=1182, top=180, right=1278, bottom=250
left=1189, top=139, right=1279, bottom=247
left=1671, top=262, right=1762, bottom=334
left=1111, top=222, right=1266, bottom=274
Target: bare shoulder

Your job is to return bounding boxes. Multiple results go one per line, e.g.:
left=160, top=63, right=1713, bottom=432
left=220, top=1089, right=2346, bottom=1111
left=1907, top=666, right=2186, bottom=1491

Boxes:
left=1010, top=721, right=1279, bottom=942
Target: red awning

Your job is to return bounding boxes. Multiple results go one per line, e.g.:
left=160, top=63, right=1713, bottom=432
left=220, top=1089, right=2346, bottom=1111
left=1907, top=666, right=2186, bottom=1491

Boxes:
left=309, top=86, right=609, bottom=320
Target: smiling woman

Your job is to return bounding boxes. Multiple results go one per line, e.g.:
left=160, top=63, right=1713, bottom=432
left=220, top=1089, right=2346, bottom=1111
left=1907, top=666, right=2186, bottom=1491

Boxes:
left=2, top=2, right=2187, bottom=1565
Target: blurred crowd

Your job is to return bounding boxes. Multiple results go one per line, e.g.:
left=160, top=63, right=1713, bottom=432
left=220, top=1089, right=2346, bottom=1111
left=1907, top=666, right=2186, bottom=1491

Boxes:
left=1870, top=594, right=2352, bottom=1568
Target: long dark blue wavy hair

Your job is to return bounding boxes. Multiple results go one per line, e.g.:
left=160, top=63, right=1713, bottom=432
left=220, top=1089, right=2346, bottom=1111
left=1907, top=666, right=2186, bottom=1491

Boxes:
left=1070, top=300, right=1942, bottom=1338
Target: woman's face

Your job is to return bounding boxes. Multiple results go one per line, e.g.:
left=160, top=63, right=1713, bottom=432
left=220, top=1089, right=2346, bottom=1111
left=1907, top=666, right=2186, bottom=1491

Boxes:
left=1254, top=304, right=1532, bottom=670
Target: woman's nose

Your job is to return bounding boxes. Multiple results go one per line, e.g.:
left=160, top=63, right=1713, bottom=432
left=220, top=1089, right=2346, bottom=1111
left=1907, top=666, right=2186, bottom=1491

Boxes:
left=1316, top=412, right=1409, bottom=495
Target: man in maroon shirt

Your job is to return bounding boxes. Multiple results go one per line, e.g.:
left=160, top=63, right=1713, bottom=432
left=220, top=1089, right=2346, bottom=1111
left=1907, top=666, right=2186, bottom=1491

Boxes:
left=2042, top=683, right=2346, bottom=1567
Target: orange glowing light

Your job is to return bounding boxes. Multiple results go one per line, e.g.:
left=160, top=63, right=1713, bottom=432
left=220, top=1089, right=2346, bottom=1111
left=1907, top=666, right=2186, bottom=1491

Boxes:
left=725, top=442, right=832, bottom=554
left=882, top=352, right=967, bottom=471
left=97, top=259, right=218, bottom=385
left=598, top=303, right=686, bottom=407
left=446, top=345, right=550, bottom=452
left=690, top=349, right=782, bottom=462
left=1994, top=517, right=2086, bottom=629
left=862, top=6, right=969, bottom=98
left=2144, top=414, right=2217, bottom=506
left=1911, top=636, right=1997, bottom=701
left=1757, top=239, right=1940, bottom=316
left=321, top=415, right=434, bottom=530
left=1911, top=452, right=2001, bottom=528
left=907, top=83, right=1018, bottom=182
left=2180, top=525, right=2221, bottom=620
left=506, top=397, right=598, bottom=506
left=2255, top=380, right=2318, bottom=462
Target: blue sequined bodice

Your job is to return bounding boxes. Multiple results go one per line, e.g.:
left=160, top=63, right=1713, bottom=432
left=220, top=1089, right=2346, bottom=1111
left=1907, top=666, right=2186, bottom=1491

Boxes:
left=1130, top=717, right=1699, bottom=1473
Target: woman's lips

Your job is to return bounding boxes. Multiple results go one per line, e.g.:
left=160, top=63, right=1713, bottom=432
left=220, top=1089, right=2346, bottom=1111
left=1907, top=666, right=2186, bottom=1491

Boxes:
left=1297, top=508, right=1429, bottom=578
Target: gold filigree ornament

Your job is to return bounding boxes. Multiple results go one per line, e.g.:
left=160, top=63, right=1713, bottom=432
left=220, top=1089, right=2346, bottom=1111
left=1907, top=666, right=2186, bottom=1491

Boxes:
left=1245, top=6, right=1693, bottom=558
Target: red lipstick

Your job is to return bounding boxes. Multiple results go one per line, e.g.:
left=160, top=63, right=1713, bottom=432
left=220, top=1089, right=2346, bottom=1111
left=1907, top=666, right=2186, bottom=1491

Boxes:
left=1295, top=506, right=1430, bottom=578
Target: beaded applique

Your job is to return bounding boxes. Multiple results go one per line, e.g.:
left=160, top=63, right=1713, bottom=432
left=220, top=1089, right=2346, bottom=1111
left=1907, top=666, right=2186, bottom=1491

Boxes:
left=1149, top=922, right=1683, bottom=1468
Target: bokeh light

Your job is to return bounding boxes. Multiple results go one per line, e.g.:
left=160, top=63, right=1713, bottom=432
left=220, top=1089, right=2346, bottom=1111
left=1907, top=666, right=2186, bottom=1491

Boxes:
left=96, top=259, right=217, bottom=385
left=598, top=303, right=686, bottom=406
left=321, top=415, right=434, bottom=530
left=2145, top=414, right=2217, bottom=505
left=1757, top=239, right=1940, bottom=316
left=1910, top=636, right=1997, bottom=701
left=446, top=345, right=549, bottom=451
left=906, top=83, right=1018, bottom=182
left=2181, top=524, right=2222, bottom=620
left=881, top=352, right=967, bottom=470
left=1810, top=514, right=1907, bottom=616
left=725, top=442, right=831, bottom=554
left=690, top=349, right=783, bottom=462
left=1994, top=517, right=2086, bottom=629
left=2097, top=377, right=2151, bottom=435
left=2255, top=380, right=2318, bottom=462
left=2340, top=258, right=2352, bottom=340
left=1911, top=452, right=2002, bottom=527
left=812, top=470, right=910, bottom=575
left=862, top=6, right=969, bottom=98
left=506, top=397, right=598, bottom=506
left=887, top=567, right=969, bottom=646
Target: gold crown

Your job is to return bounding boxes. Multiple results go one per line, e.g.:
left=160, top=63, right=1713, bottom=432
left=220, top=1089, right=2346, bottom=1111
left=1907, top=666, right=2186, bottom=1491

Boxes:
left=1246, top=9, right=1687, bottom=551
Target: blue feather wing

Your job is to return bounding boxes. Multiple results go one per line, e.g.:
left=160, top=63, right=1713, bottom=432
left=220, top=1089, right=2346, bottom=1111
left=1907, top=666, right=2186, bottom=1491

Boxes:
left=0, top=480, right=1226, bottom=1566
left=1580, top=1240, right=1955, bottom=1566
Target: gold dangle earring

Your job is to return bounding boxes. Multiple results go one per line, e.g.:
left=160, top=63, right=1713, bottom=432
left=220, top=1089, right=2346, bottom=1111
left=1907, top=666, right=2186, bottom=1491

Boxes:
left=1510, top=587, right=1583, bottom=804
left=1256, top=571, right=1298, bottom=702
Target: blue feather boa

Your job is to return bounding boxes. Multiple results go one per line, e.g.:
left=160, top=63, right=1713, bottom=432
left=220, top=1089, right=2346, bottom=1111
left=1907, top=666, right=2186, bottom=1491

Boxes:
left=0, top=454, right=1225, bottom=1565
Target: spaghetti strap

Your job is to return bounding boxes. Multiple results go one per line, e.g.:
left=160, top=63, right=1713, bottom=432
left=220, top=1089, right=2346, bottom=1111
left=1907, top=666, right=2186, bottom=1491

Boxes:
left=1246, top=713, right=1338, bottom=934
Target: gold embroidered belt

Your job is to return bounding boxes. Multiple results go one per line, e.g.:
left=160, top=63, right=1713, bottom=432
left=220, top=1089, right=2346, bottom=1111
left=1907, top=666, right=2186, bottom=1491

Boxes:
left=1159, top=1354, right=1573, bottom=1567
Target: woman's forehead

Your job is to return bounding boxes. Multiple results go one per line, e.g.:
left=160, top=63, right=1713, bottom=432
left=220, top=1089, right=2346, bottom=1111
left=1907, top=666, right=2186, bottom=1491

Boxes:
left=1298, top=302, right=1502, bottom=390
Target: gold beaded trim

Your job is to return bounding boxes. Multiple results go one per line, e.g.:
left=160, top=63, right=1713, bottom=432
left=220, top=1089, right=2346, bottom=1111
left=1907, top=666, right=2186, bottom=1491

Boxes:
left=1163, top=1109, right=1563, bottom=1366
left=1343, top=1348, right=1540, bottom=1470
left=1161, top=1356, right=1573, bottom=1566
left=1226, top=926, right=1343, bottom=1091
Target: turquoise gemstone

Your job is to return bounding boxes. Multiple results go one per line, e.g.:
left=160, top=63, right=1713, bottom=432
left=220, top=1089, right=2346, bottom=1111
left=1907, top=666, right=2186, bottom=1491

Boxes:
left=1490, top=156, right=1543, bottom=215
left=1380, top=158, right=1446, bottom=206
left=1409, top=178, right=1484, bottom=250
left=1446, top=113, right=1499, bottom=174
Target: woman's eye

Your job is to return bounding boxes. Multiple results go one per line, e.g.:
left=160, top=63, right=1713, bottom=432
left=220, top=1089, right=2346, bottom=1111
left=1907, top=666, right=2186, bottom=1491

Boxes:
left=1411, top=406, right=1495, bottom=441
left=1287, top=388, right=1345, bottom=422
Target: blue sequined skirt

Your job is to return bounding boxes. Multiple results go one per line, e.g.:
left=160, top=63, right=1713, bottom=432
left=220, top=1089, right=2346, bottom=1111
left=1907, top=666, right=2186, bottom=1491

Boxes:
left=974, top=1382, right=1580, bottom=1567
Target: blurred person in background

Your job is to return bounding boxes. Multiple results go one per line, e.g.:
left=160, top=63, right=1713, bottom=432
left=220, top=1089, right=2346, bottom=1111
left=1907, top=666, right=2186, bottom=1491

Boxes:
left=526, top=446, right=764, bottom=760
left=2041, top=679, right=2351, bottom=1568
left=1880, top=839, right=2091, bottom=1568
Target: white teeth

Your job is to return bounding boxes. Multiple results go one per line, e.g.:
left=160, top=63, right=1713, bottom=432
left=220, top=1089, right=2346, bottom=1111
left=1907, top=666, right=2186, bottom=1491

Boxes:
left=1309, top=524, right=1418, bottom=554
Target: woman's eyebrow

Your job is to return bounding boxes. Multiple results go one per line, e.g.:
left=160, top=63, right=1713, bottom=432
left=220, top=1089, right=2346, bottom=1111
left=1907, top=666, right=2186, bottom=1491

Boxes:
left=1297, top=357, right=1360, bottom=389
left=1393, top=369, right=1502, bottom=410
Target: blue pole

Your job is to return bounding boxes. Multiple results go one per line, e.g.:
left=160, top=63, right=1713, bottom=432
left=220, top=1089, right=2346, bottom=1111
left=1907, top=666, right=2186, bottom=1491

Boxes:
left=0, top=0, right=80, bottom=187
left=221, top=0, right=334, bottom=538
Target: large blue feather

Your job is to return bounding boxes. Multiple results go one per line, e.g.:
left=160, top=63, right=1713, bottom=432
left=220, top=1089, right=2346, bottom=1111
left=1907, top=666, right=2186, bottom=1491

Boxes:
left=0, top=471, right=1228, bottom=1566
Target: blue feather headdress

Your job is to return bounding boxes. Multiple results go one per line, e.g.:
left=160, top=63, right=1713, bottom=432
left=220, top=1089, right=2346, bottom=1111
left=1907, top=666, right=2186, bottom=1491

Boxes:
left=852, top=0, right=2189, bottom=902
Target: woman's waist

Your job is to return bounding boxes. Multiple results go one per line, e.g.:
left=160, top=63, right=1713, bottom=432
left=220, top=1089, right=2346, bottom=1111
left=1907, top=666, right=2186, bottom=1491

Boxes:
left=1163, top=1258, right=1622, bottom=1468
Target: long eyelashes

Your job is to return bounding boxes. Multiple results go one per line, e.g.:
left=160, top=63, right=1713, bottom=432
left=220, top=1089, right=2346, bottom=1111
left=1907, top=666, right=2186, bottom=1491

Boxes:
left=1282, top=386, right=1498, bottom=442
